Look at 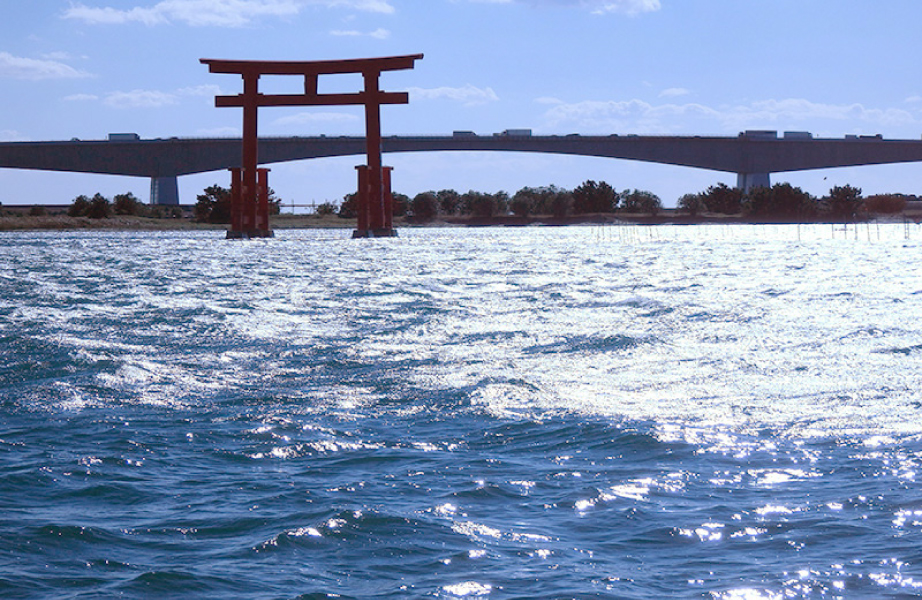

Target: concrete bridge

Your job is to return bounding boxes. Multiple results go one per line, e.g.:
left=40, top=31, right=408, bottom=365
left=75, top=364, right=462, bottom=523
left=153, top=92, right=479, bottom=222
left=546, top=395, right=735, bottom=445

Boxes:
left=2, top=131, right=922, bottom=204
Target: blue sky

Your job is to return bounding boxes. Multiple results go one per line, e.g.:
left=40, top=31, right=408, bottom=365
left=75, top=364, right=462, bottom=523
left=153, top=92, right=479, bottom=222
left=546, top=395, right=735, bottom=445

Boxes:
left=2, top=0, right=922, bottom=208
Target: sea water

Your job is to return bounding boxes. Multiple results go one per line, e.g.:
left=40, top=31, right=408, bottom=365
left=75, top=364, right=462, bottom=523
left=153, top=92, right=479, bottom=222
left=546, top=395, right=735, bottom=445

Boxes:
left=2, top=224, right=922, bottom=599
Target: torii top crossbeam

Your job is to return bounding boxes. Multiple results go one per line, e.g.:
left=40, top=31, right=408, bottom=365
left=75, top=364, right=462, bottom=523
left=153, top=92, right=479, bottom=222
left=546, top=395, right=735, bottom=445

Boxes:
left=201, top=54, right=423, bottom=76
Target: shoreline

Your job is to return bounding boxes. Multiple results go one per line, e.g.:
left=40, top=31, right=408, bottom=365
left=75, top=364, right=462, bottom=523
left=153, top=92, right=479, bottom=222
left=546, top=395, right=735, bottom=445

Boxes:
left=0, top=211, right=919, bottom=232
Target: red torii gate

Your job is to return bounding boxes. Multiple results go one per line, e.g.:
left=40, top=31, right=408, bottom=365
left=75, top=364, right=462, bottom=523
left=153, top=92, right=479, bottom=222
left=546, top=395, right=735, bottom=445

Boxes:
left=201, top=54, right=423, bottom=238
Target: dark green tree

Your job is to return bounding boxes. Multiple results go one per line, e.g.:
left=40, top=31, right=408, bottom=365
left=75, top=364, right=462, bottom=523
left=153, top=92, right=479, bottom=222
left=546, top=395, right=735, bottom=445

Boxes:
left=549, top=189, right=574, bottom=218
left=620, top=189, right=662, bottom=215
left=701, top=183, right=743, bottom=215
left=510, top=188, right=536, bottom=217
left=744, top=183, right=817, bottom=220
left=572, top=180, right=618, bottom=214
left=338, top=192, right=357, bottom=219
left=267, top=188, right=282, bottom=215
left=194, top=185, right=231, bottom=223
left=435, top=189, right=462, bottom=216
left=410, top=191, right=439, bottom=222
left=392, top=192, right=409, bottom=217
left=463, top=190, right=506, bottom=218
left=824, top=184, right=863, bottom=221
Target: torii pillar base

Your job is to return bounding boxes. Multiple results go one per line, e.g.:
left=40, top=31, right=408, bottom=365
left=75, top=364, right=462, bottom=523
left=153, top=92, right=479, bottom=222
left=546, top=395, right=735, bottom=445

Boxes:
left=226, top=166, right=274, bottom=239
left=226, top=230, right=275, bottom=239
left=352, top=165, right=397, bottom=238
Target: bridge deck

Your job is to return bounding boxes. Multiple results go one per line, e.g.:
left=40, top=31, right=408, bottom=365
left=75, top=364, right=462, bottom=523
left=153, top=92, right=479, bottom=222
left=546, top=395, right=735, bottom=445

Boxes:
left=2, top=134, right=922, bottom=179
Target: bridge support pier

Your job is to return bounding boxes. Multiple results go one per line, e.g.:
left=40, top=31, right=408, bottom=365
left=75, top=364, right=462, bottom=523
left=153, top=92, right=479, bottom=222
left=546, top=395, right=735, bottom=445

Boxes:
left=737, top=172, right=771, bottom=193
left=150, top=176, right=179, bottom=205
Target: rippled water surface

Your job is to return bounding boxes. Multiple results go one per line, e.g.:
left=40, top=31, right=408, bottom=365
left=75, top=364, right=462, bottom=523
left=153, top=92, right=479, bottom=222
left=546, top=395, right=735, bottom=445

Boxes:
left=3, top=225, right=922, bottom=599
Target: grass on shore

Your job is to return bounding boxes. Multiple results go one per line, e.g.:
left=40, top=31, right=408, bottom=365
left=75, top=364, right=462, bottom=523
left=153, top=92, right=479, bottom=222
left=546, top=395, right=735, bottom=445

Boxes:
left=1, top=211, right=919, bottom=232
left=0, top=215, right=226, bottom=231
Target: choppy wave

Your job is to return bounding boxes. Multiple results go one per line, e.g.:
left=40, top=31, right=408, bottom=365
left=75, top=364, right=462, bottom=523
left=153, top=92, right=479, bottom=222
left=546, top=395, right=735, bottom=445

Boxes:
left=2, top=226, right=922, bottom=598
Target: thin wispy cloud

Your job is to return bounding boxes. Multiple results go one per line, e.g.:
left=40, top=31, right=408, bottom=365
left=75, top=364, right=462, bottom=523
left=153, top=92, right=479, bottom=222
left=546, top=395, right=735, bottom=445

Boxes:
left=63, top=93, right=100, bottom=102
left=0, top=129, right=29, bottom=142
left=541, top=97, right=918, bottom=134
left=0, top=52, right=91, bottom=80
left=467, top=0, right=661, bottom=15
left=589, top=0, right=660, bottom=15
left=67, top=85, right=223, bottom=109
left=330, top=27, right=390, bottom=39
left=409, top=84, right=499, bottom=106
left=104, top=89, right=179, bottom=108
left=272, top=112, right=360, bottom=126
left=62, top=0, right=393, bottom=27
left=659, top=87, right=689, bottom=98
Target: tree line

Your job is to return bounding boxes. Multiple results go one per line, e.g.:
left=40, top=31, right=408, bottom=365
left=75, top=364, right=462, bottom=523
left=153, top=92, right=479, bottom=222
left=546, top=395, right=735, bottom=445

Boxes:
left=677, top=183, right=912, bottom=221
left=325, top=180, right=665, bottom=221
left=65, top=192, right=183, bottom=219
left=61, top=180, right=917, bottom=224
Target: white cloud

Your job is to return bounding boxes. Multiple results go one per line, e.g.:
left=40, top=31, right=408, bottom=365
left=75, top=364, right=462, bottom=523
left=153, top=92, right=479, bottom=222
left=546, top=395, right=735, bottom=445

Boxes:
left=63, top=0, right=393, bottom=27
left=541, top=97, right=918, bottom=134
left=0, top=52, right=91, bottom=80
left=409, top=84, right=499, bottom=106
left=330, top=27, right=390, bottom=39
left=104, top=89, right=179, bottom=108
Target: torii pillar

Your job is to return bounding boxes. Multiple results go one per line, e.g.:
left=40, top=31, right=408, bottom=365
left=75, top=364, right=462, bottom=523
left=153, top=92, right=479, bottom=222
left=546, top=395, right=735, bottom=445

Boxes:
left=201, top=54, right=423, bottom=239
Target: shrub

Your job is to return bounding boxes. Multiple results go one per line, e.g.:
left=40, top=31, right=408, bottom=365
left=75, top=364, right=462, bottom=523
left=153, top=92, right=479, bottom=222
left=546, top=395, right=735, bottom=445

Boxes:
left=315, top=202, right=337, bottom=216
left=68, top=195, right=91, bottom=217
left=677, top=193, right=706, bottom=216
left=864, top=194, right=908, bottom=214
left=113, top=192, right=144, bottom=216
left=87, top=193, right=111, bottom=219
